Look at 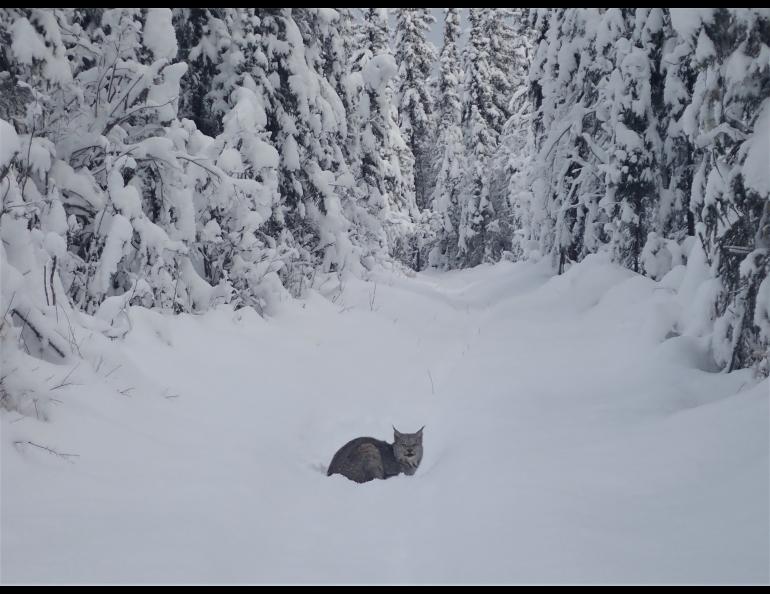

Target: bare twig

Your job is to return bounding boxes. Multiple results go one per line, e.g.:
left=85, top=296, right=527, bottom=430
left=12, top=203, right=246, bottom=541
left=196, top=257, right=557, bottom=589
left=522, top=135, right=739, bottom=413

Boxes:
left=1, top=291, right=17, bottom=327
left=14, top=440, right=80, bottom=460
left=51, top=382, right=83, bottom=392
left=43, top=263, right=50, bottom=307
left=11, top=308, right=67, bottom=359
left=177, top=156, right=223, bottom=181
left=18, top=119, right=36, bottom=199
left=106, top=67, right=146, bottom=120
left=104, top=97, right=180, bottom=135
left=56, top=302, right=83, bottom=358
left=50, top=255, right=57, bottom=307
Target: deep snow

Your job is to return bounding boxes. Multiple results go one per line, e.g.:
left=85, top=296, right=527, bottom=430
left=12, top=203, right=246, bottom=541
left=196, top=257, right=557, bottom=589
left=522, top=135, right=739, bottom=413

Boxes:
left=2, top=258, right=768, bottom=584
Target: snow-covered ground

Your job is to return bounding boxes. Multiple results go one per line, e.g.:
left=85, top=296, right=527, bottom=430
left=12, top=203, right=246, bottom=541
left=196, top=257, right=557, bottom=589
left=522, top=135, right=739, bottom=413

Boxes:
left=2, top=258, right=768, bottom=584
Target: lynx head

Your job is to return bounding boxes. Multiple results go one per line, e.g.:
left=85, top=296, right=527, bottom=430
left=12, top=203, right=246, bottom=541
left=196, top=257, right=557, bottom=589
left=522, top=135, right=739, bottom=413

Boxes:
left=392, top=426, right=424, bottom=475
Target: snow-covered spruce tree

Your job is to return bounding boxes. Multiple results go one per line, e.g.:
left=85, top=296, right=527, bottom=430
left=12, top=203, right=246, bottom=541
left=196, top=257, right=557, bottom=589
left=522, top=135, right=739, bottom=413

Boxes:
left=524, top=9, right=673, bottom=274
left=519, top=8, right=551, bottom=261
left=480, top=9, right=515, bottom=136
left=294, top=8, right=385, bottom=279
left=457, top=9, right=500, bottom=267
left=430, top=8, right=464, bottom=268
left=482, top=8, right=535, bottom=262
left=526, top=9, right=606, bottom=271
left=489, top=8, right=534, bottom=262
left=393, top=8, right=436, bottom=212
left=173, top=8, right=228, bottom=137
left=601, top=9, right=668, bottom=274
left=311, top=8, right=395, bottom=273
left=625, top=8, right=688, bottom=281
left=281, top=8, right=370, bottom=283
left=521, top=8, right=768, bottom=374
left=679, top=8, right=770, bottom=373
left=193, top=8, right=303, bottom=308
left=57, top=8, right=216, bottom=314
left=641, top=8, right=698, bottom=281
left=582, top=9, right=630, bottom=262
left=192, top=71, right=280, bottom=312
left=456, top=9, right=520, bottom=265
left=204, top=9, right=364, bottom=295
left=348, top=8, right=418, bottom=269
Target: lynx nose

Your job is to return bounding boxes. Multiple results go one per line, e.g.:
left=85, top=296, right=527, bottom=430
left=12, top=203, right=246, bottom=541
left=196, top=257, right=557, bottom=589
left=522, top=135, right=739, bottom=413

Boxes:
left=406, top=449, right=414, bottom=457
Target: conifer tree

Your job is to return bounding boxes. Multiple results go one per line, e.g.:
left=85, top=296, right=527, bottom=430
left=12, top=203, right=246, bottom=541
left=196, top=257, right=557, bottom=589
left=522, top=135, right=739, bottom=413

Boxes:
left=394, top=8, right=437, bottom=211
left=431, top=8, right=465, bottom=267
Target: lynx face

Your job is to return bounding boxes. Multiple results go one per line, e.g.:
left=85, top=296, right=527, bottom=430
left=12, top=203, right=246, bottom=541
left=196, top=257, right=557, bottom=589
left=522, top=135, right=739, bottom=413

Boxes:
left=393, top=426, right=424, bottom=475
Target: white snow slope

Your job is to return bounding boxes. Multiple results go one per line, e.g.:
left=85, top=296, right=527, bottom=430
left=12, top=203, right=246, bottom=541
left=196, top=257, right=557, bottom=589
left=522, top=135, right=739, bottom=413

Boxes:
left=2, top=257, right=768, bottom=584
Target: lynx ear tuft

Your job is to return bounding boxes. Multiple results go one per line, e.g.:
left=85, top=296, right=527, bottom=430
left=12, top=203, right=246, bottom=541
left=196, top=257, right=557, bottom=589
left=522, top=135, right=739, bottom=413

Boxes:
left=418, top=425, right=425, bottom=434
left=393, top=425, right=401, bottom=437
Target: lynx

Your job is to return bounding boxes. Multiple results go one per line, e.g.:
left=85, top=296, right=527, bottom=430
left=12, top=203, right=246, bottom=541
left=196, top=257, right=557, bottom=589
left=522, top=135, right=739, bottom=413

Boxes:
left=327, top=426, right=424, bottom=483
